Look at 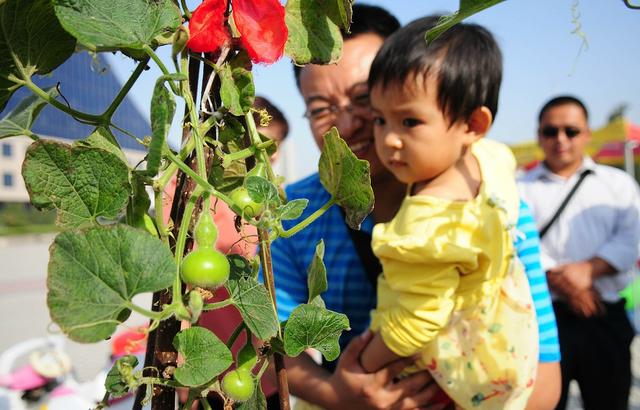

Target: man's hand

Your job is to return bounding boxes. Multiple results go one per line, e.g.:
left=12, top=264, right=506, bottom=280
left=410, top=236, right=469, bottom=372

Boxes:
left=547, top=261, right=593, bottom=293
left=546, top=261, right=603, bottom=318
left=325, top=331, right=446, bottom=410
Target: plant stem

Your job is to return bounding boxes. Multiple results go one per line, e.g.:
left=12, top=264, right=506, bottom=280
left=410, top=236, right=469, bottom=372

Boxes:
left=173, top=186, right=203, bottom=302
left=124, top=301, right=166, bottom=320
left=226, top=323, right=245, bottom=350
left=140, top=377, right=183, bottom=389
left=203, top=299, right=233, bottom=311
left=103, top=59, right=149, bottom=119
left=180, top=0, right=192, bottom=18
left=244, top=111, right=276, bottom=181
left=22, top=79, right=104, bottom=124
left=143, top=45, right=180, bottom=95
left=278, top=198, right=336, bottom=238
left=154, top=188, right=169, bottom=245
left=164, top=148, right=236, bottom=211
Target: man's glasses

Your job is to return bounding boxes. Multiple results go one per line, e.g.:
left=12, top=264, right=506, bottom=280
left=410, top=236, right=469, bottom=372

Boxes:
left=304, top=84, right=371, bottom=131
left=539, top=125, right=583, bottom=139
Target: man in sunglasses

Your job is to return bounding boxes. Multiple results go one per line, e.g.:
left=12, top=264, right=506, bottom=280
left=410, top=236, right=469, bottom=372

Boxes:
left=518, top=95, right=640, bottom=410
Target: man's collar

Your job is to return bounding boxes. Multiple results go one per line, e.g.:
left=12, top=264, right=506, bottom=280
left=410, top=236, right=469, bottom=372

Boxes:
left=531, top=156, right=597, bottom=180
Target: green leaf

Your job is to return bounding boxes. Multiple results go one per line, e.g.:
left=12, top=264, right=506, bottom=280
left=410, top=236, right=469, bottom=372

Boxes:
left=173, top=327, right=233, bottom=387
left=74, top=127, right=127, bottom=164
left=219, top=65, right=255, bottom=116
left=318, top=128, right=373, bottom=230
left=228, top=254, right=254, bottom=281
left=22, top=140, right=131, bottom=228
left=284, top=0, right=344, bottom=65
left=105, top=355, right=139, bottom=398
left=0, top=87, right=57, bottom=139
left=209, top=154, right=245, bottom=194
left=0, top=0, right=76, bottom=111
left=147, top=79, right=175, bottom=175
left=425, top=0, right=505, bottom=42
left=283, top=304, right=350, bottom=361
left=236, top=383, right=267, bottom=410
left=276, top=198, right=308, bottom=221
left=52, top=0, right=181, bottom=54
left=219, top=116, right=246, bottom=144
left=226, top=277, right=279, bottom=340
left=245, top=176, right=280, bottom=207
left=332, top=0, right=353, bottom=32
left=47, top=224, right=175, bottom=342
left=307, top=240, right=328, bottom=304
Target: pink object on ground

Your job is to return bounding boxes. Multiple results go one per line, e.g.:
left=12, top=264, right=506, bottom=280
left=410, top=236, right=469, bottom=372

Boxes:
left=0, top=364, right=48, bottom=390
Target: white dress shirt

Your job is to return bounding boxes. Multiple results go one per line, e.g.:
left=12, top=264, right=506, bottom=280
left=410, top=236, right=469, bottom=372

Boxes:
left=518, top=157, right=640, bottom=302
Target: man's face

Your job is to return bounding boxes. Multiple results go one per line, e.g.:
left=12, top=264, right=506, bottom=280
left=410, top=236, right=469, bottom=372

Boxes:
left=538, top=103, right=590, bottom=174
left=298, top=33, right=387, bottom=179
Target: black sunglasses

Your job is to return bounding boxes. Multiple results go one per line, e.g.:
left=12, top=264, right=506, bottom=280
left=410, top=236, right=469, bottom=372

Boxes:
left=539, top=125, right=583, bottom=139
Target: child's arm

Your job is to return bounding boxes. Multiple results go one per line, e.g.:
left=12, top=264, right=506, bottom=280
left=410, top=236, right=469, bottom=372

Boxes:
left=359, top=331, right=403, bottom=373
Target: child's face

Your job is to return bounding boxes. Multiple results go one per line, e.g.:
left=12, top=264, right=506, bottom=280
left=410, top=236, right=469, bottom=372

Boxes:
left=371, top=74, right=474, bottom=186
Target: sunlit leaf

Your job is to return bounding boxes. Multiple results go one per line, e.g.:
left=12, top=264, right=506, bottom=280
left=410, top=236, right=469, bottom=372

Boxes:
left=219, top=65, right=255, bottom=116
left=307, top=240, right=327, bottom=304
left=283, top=304, right=350, bottom=361
left=318, top=128, right=373, bottom=230
left=53, top=0, right=181, bottom=55
left=22, top=140, right=131, bottom=228
left=425, top=0, right=505, bottom=42
left=226, top=277, right=279, bottom=340
left=284, top=0, right=344, bottom=65
left=48, top=224, right=175, bottom=342
left=173, top=327, right=233, bottom=387
left=276, top=198, right=308, bottom=221
left=74, top=127, right=126, bottom=164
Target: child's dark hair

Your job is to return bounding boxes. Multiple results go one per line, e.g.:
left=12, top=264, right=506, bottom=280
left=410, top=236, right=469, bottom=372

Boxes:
left=293, top=4, right=400, bottom=89
left=538, top=95, right=589, bottom=122
left=368, top=16, right=503, bottom=125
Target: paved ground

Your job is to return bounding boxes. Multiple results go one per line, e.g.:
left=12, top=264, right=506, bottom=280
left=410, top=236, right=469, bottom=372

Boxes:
left=1, top=233, right=639, bottom=409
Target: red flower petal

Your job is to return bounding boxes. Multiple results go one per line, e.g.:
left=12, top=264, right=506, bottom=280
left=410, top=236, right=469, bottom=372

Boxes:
left=233, top=0, right=288, bottom=64
left=187, top=0, right=231, bottom=53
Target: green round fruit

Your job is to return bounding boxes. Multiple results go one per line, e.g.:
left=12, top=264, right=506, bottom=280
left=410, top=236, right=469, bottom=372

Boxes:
left=221, top=369, right=255, bottom=402
left=180, top=248, right=230, bottom=289
left=230, top=187, right=263, bottom=218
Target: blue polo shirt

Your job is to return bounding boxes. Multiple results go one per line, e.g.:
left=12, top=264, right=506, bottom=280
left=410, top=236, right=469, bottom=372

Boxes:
left=268, top=173, right=560, bottom=363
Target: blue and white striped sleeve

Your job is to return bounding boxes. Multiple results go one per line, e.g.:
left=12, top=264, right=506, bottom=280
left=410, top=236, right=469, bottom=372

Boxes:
left=516, top=199, right=561, bottom=363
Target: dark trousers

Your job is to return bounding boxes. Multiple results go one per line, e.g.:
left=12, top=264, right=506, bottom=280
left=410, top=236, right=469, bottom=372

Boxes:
left=553, top=300, right=635, bottom=410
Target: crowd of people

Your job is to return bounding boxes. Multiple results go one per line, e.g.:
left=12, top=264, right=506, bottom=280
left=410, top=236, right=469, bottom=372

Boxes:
left=176, top=4, right=640, bottom=410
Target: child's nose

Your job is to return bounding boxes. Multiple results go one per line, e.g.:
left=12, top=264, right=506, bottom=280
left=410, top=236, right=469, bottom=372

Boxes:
left=384, top=131, right=402, bottom=149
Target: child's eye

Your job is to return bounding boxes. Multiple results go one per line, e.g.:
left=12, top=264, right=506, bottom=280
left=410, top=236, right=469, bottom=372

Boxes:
left=402, top=118, right=422, bottom=127
left=373, top=117, right=385, bottom=126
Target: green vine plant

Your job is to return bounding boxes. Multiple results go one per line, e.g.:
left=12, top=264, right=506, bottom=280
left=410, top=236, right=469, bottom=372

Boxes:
left=0, top=0, right=504, bottom=409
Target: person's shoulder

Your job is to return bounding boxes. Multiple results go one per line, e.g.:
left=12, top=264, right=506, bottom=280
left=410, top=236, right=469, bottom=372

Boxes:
left=594, top=162, right=636, bottom=182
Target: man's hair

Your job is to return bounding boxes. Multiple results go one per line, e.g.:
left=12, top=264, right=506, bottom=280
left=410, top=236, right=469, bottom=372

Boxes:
left=293, top=4, right=401, bottom=88
left=538, top=95, right=589, bottom=123
left=253, top=95, right=289, bottom=139
left=368, top=16, right=503, bottom=125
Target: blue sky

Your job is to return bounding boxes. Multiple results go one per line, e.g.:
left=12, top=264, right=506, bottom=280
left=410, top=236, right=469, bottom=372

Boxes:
left=107, top=0, right=640, bottom=180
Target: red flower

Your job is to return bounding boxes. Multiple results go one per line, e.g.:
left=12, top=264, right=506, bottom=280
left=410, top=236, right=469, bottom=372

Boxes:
left=233, top=0, right=288, bottom=64
left=187, top=0, right=230, bottom=53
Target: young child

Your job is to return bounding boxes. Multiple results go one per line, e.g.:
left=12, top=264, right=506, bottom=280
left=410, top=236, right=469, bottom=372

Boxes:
left=359, top=17, right=539, bottom=409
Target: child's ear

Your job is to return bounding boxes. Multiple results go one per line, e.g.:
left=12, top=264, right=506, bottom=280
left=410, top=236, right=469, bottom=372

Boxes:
left=465, top=106, right=493, bottom=143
